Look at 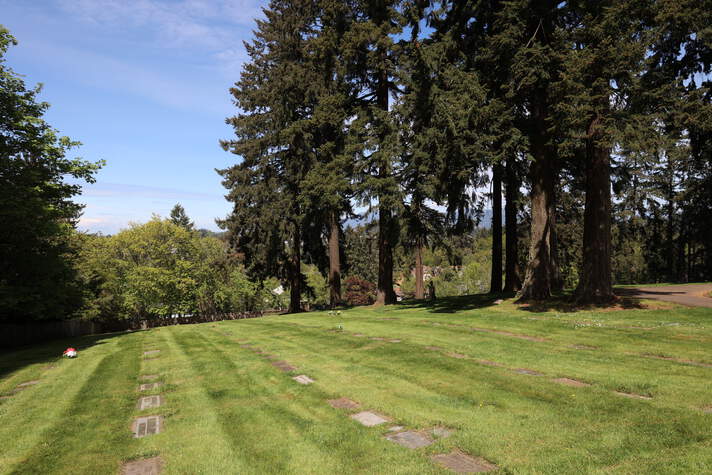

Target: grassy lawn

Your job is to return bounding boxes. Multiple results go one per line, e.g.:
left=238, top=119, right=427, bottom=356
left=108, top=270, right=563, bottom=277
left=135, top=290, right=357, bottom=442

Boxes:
left=2, top=295, right=712, bottom=474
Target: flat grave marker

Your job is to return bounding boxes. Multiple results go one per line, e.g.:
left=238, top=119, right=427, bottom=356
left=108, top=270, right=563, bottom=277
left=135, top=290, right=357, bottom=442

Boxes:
left=121, top=456, right=163, bottom=475
left=476, top=360, right=504, bottom=367
left=143, top=350, right=160, bottom=356
left=16, top=380, right=39, bottom=389
left=431, top=451, right=497, bottom=473
left=137, top=395, right=163, bottom=410
left=447, top=352, right=468, bottom=359
left=385, top=430, right=434, bottom=449
left=570, top=344, right=597, bottom=350
left=140, top=374, right=160, bottom=381
left=614, top=391, right=652, bottom=400
left=425, top=346, right=443, bottom=351
left=293, top=375, right=314, bottom=385
left=272, top=361, right=296, bottom=372
left=350, top=411, right=389, bottom=427
left=328, top=397, right=361, bottom=410
left=139, top=382, right=162, bottom=391
left=553, top=377, right=590, bottom=388
left=388, top=339, right=402, bottom=343
left=131, top=415, right=163, bottom=438
left=513, top=368, right=543, bottom=376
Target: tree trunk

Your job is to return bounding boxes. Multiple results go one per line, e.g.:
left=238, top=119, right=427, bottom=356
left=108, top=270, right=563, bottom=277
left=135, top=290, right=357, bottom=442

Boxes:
left=414, top=239, right=424, bottom=299
left=374, top=18, right=396, bottom=306
left=490, top=163, right=503, bottom=293
left=518, top=94, right=556, bottom=301
left=328, top=210, right=342, bottom=307
left=288, top=222, right=302, bottom=313
left=504, top=156, right=522, bottom=292
left=576, top=118, right=613, bottom=304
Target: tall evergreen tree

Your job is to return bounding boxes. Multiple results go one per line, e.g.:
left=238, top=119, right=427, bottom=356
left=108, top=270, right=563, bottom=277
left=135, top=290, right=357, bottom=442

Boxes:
left=219, top=0, right=318, bottom=313
left=170, top=203, right=194, bottom=230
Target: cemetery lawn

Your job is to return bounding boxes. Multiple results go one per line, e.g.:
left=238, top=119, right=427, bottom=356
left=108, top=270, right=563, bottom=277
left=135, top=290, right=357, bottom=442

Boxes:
left=1, top=294, right=712, bottom=474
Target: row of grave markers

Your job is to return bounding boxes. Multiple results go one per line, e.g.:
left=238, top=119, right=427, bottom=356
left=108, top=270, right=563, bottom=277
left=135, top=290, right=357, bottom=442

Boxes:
left=236, top=337, right=497, bottom=473
left=121, top=348, right=165, bottom=475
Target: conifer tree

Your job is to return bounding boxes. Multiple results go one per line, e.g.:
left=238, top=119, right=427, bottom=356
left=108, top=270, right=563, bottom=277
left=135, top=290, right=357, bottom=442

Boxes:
left=220, top=0, right=318, bottom=313
left=170, top=203, right=194, bottom=230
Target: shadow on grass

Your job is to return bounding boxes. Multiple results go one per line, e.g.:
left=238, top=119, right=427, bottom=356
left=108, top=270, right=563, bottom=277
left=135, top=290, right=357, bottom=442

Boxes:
left=0, top=330, right=136, bottom=380
left=398, top=292, right=645, bottom=314
left=398, top=293, right=516, bottom=313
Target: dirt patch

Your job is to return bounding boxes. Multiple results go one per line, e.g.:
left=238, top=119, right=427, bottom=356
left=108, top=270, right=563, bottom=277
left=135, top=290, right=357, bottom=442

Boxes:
left=328, top=397, right=361, bottom=410
left=553, top=378, right=590, bottom=388
left=385, top=430, right=434, bottom=449
left=431, top=450, right=497, bottom=473
left=352, top=333, right=367, bottom=337
left=121, top=456, right=163, bottom=475
left=446, top=352, right=468, bottom=359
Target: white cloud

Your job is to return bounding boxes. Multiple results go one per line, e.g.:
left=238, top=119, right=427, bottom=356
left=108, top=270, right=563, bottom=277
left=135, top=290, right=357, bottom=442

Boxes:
left=56, top=0, right=264, bottom=49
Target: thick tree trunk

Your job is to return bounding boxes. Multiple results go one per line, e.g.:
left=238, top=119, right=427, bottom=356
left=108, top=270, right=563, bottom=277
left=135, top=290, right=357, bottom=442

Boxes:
left=490, top=163, right=503, bottom=293
left=518, top=95, right=556, bottom=301
left=374, top=20, right=396, bottom=306
left=328, top=210, right=342, bottom=307
left=504, top=156, right=522, bottom=292
left=376, top=207, right=397, bottom=305
left=288, top=223, right=302, bottom=313
left=414, top=239, right=424, bottom=299
left=576, top=120, right=614, bottom=304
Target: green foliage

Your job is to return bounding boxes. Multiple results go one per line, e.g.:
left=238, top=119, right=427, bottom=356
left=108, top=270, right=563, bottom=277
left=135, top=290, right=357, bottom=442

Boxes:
left=75, top=218, right=261, bottom=319
left=170, top=203, right=194, bottom=230
left=0, top=27, right=102, bottom=322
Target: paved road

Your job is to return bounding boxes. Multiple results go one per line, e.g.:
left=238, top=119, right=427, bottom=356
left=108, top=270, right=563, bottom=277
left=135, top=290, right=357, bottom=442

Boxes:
left=616, top=283, right=712, bottom=308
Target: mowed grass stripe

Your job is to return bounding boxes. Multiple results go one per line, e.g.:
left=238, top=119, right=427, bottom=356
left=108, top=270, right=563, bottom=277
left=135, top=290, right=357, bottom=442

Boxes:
left=169, top=326, right=434, bottom=474
left=6, top=333, right=142, bottom=474
left=263, top=313, right=712, bottom=406
left=217, top=316, right=712, bottom=472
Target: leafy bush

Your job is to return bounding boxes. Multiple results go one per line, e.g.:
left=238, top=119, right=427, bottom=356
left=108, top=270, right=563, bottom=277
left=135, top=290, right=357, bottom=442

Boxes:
left=343, top=276, right=376, bottom=306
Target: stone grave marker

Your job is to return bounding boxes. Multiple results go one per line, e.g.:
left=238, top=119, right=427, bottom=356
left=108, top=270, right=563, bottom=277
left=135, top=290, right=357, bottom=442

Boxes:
left=447, top=352, right=467, bottom=359
left=293, top=375, right=314, bottom=385
left=272, top=361, right=296, bottom=372
left=143, top=350, right=160, bottom=356
left=132, top=415, right=163, bottom=438
left=15, top=380, right=39, bottom=389
left=350, top=411, right=389, bottom=427
left=139, top=382, right=162, bottom=391
left=425, top=346, right=443, bottom=351
left=431, top=451, right=497, bottom=473
left=328, top=397, right=360, bottom=410
left=385, top=430, right=434, bottom=449
left=388, top=339, right=402, bottom=343
left=513, top=368, right=543, bottom=376
left=553, top=378, right=590, bottom=388
left=614, top=391, right=652, bottom=400
left=140, top=374, right=160, bottom=381
left=137, top=395, right=163, bottom=410
left=121, top=456, right=163, bottom=475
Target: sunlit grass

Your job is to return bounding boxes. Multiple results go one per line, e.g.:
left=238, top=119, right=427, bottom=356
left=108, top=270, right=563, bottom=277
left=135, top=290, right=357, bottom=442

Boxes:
left=1, top=294, right=712, bottom=473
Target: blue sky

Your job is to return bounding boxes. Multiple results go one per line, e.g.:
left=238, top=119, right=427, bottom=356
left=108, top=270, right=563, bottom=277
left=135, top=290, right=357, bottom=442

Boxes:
left=2, top=0, right=267, bottom=233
